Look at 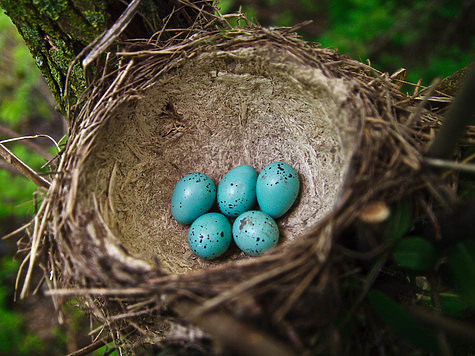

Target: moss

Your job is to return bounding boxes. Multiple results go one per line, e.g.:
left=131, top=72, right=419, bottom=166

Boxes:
left=33, top=0, right=68, bottom=20
left=437, top=64, right=473, bottom=97
left=0, top=0, right=28, bottom=22
left=71, top=0, right=106, bottom=13
left=83, top=10, right=106, bottom=29
left=56, top=8, right=105, bottom=44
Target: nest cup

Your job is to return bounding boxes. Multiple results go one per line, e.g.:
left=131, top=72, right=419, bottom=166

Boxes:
left=78, top=45, right=359, bottom=273
left=32, top=20, right=445, bottom=352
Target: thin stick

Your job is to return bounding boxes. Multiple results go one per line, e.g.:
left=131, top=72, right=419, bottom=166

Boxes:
left=0, top=134, right=60, bottom=153
left=0, top=143, right=50, bottom=189
left=428, top=274, right=453, bottom=356
left=273, top=263, right=322, bottom=322
left=14, top=251, right=30, bottom=302
left=0, top=125, right=53, bottom=160
left=425, top=157, right=475, bottom=174
left=67, top=326, right=134, bottom=356
left=82, top=0, right=144, bottom=67
left=45, top=287, right=150, bottom=296
left=340, top=254, right=387, bottom=326
left=2, top=221, right=32, bottom=240
left=20, top=199, right=51, bottom=299
left=192, top=255, right=308, bottom=316
left=405, top=77, right=441, bottom=126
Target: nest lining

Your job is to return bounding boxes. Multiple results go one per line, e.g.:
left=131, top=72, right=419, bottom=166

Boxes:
left=78, top=46, right=360, bottom=274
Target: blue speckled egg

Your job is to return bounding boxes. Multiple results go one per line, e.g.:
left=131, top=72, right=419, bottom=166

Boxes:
left=188, top=213, right=232, bottom=259
left=217, top=165, right=257, bottom=217
left=256, top=162, right=299, bottom=218
left=171, top=173, right=216, bottom=224
left=232, top=210, right=279, bottom=256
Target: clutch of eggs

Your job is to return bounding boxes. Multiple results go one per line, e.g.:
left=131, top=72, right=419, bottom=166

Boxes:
left=171, top=162, right=300, bottom=259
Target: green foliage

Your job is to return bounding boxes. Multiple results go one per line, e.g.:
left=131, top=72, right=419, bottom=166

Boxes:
left=448, top=241, right=475, bottom=308
left=393, top=236, right=437, bottom=271
left=317, top=0, right=475, bottom=85
left=0, top=257, right=45, bottom=355
left=368, top=289, right=438, bottom=352
left=319, top=0, right=394, bottom=58
left=217, top=0, right=233, bottom=14
left=407, top=43, right=475, bottom=86
left=220, top=0, right=474, bottom=86
left=0, top=12, right=51, bottom=126
left=276, top=9, right=293, bottom=27
left=361, top=200, right=474, bottom=352
left=423, top=293, right=469, bottom=317
left=0, top=169, right=38, bottom=219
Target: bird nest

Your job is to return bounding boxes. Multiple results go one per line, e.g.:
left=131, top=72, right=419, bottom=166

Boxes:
left=19, top=11, right=452, bottom=355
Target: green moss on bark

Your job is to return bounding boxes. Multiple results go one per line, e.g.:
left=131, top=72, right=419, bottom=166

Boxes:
left=33, top=0, right=68, bottom=20
left=0, top=0, right=108, bottom=114
left=437, top=64, right=474, bottom=97
left=0, top=0, right=215, bottom=116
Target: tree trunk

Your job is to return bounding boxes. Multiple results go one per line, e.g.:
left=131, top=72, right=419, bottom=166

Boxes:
left=0, top=0, right=213, bottom=113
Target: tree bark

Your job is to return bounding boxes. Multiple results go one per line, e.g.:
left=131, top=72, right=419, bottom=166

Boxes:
left=0, top=0, right=213, bottom=114
left=437, top=63, right=473, bottom=97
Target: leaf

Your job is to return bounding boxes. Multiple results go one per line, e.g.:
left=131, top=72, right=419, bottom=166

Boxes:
left=421, top=293, right=468, bottom=317
left=439, top=293, right=468, bottom=317
left=384, top=199, right=413, bottom=240
left=368, top=289, right=438, bottom=352
left=393, top=236, right=437, bottom=271
left=448, top=241, right=475, bottom=307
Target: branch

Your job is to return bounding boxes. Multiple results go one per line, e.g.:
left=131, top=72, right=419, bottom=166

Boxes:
left=424, top=157, right=475, bottom=174
left=427, top=63, right=475, bottom=159
left=82, top=0, right=143, bottom=68
left=0, top=159, right=22, bottom=176
left=0, top=143, right=50, bottom=190
left=437, top=63, right=473, bottom=97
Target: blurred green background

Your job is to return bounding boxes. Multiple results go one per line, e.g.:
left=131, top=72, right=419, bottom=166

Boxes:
left=219, top=0, right=475, bottom=86
left=0, top=0, right=473, bottom=354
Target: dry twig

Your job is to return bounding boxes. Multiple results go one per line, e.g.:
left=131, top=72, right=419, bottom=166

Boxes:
left=0, top=143, right=50, bottom=189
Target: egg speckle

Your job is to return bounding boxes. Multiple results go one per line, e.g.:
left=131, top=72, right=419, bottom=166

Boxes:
left=217, top=165, right=257, bottom=217
left=232, top=210, right=279, bottom=256
left=188, top=213, right=232, bottom=259
left=171, top=173, right=216, bottom=224
left=256, top=162, right=299, bottom=218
